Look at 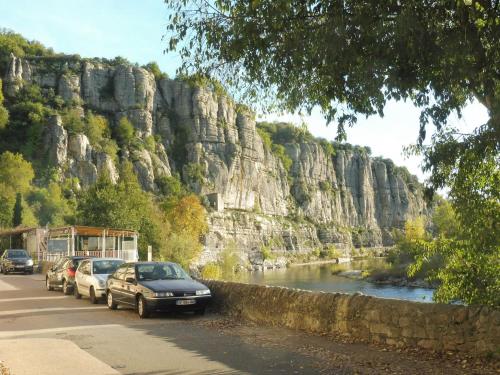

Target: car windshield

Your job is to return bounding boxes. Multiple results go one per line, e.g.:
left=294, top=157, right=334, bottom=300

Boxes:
left=137, top=263, right=190, bottom=281
left=6, top=250, right=28, bottom=258
left=93, top=260, right=124, bottom=275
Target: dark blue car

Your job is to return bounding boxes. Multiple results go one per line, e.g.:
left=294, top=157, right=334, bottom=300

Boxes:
left=106, top=262, right=212, bottom=318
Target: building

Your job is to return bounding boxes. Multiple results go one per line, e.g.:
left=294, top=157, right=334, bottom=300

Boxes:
left=0, top=225, right=139, bottom=263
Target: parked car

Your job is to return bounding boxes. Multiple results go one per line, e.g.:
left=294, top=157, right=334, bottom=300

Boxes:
left=74, top=258, right=124, bottom=304
left=0, top=249, right=34, bottom=274
left=106, top=262, right=212, bottom=318
left=46, top=256, right=89, bottom=294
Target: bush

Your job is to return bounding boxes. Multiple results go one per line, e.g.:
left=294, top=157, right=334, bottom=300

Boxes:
left=156, top=175, right=184, bottom=197
left=261, top=244, right=273, bottom=261
left=144, top=135, right=156, bottom=153
left=184, top=163, right=205, bottom=185
left=201, top=263, right=221, bottom=279
left=320, top=244, right=342, bottom=259
left=85, top=112, right=110, bottom=146
left=116, top=117, right=135, bottom=146
left=62, top=109, right=84, bottom=135
left=143, top=62, right=168, bottom=80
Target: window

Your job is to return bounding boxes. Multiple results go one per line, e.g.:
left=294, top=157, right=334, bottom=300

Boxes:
left=124, top=266, right=136, bottom=282
left=6, top=250, right=28, bottom=258
left=78, top=260, right=89, bottom=274
left=113, top=264, right=127, bottom=280
left=92, top=260, right=124, bottom=275
left=136, top=263, right=190, bottom=281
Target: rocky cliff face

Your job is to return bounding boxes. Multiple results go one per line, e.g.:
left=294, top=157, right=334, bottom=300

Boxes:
left=3, top=54, right=427, bottom=266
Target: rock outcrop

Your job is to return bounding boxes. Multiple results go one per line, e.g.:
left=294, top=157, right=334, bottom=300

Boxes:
left=2, top=54, right=428, bottom=265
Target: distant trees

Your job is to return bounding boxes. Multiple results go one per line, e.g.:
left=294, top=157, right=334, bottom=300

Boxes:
left=0, top=79, right=8, bottom=130
left=0, top=151, right=35, bottom=228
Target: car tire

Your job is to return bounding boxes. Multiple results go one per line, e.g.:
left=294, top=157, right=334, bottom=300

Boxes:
left=74, top=285, right=82, bottom=299
left=89, top=287, right=98, bottom=304
left=195, top=308, right=205, bottom=316
left=3, top=267, right=8, bottom=275
left=46, top=277, right=54, bottom=291
left=137, top=295, right=150, bottom=319
left=107, top=291, right=117, bottom=310
left=62, top=279, right=71, bottom=295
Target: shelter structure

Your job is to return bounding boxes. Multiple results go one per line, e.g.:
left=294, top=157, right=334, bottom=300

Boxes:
left=0, top=225, right=139, bottom=263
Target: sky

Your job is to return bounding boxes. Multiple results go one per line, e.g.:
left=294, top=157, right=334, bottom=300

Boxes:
left=0, top=0, right=490, bottom=182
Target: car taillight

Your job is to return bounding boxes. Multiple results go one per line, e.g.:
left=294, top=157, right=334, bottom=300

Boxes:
left=67, top=267, right=76, bottom=277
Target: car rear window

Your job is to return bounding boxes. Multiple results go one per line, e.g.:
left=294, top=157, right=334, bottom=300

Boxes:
left=7, top=250, right=28, bottom=258
left=92, top=260, right=124, bottom=275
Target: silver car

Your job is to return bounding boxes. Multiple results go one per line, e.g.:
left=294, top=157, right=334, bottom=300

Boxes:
left=74, top=258, right=124, bottom=304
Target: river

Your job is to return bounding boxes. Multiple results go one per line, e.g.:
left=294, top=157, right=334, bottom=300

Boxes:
left=243, top=258, right=435, bottom=303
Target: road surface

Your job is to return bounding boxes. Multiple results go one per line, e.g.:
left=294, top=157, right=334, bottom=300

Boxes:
left=0, top=274, right=496, bottom=374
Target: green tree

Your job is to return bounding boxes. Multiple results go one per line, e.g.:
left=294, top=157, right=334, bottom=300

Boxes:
left=12, top=193, right=23, bottom=227
left=0, top=151, right=35, bottom=193
left=85, top=112, right=110, bottom=146
left=116, top=117, right=135, bottom=146
left=28, top=183, right=75, bottom=226
left=143, top=62, right=168, bottom=80
left=0, top=79, right=9, bottom=130
left=77, top=163, right=169, bottom=260
left=432, top=199, right=460, bottom=238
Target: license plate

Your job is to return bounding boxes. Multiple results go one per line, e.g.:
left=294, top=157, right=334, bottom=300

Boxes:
left=15, top=265, right=24, bottom=268
left=176, top=299, right=196, bottom=305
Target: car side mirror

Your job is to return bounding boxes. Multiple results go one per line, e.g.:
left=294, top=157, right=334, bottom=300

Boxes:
left=125, top=277, right=136, bottom=284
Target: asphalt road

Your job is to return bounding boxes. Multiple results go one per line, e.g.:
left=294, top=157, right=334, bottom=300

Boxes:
left=0, top=274, right=496, bottom=375
left=0, top=273, right=324, bottom=374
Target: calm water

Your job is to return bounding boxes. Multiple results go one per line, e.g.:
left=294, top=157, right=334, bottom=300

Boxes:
left=244, top=258, right=435, bottom=303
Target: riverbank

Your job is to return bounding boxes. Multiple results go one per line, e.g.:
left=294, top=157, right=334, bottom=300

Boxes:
left=332, top=267, right=435, bottom=289
left=288, top=258, right=351, bottom=267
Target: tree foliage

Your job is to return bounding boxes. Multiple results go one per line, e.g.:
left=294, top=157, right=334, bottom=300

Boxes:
left=77, top=162, right=169, bottom=260
left=0, top=79, right=8, bottom=130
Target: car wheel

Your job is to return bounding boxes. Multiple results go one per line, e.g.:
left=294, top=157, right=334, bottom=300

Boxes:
left=46, top=277, right=54, bottom=291
left=195, top=308, right=205, bottom=316
left=89, top=287, right=98, bottom=304
left=62, top=279, right=71, bottom=295
left=3, top=267, right=8, bottom=275
left=137, top=295, right=150, bottom=319
left=107, top=291, right=117, bottom=310
left=74, top=284, right=82, bottom=299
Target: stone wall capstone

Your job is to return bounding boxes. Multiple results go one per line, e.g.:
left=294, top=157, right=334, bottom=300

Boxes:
left=203, top=280, right=500, bottom=355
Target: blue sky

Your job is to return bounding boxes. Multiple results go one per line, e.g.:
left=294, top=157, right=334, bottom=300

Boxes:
left=0, top=0, right=489, bottom=182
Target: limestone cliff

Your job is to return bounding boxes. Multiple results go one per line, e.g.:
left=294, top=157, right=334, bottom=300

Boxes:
left=2, top=54, right=427, bottom=266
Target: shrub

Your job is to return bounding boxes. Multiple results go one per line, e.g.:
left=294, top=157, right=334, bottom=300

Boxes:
left=184, top=163, right=205, bottom=185
left=116, top=117, right=135, bottom=146
left=320, top=244, right=342, bottom=259
left=62, top=108, right=84, bottom=135
left=144, top=135, right=156, bottom=153
left=201, top=263, right=221, bottom=280
left=261, top=244, right=273, bottom=261
left=143, top=62, right=168, bottom=80
left=85, top=112, right=110, bottom=146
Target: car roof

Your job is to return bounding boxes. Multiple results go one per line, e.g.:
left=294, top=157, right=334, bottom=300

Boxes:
left=133, top=261, right=177, bottom=265
left=87, top=258, right=124, bottom=262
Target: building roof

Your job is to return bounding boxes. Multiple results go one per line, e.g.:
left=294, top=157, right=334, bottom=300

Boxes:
left=49, top=225, right=137, bottom=238
left=0, top=227, right=39, bottom=237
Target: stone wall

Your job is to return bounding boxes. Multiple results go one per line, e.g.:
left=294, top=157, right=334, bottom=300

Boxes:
left=203, top=280, right=500, bottom=355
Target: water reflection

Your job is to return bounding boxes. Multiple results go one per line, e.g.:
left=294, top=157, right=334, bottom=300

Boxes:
left=243, top=258, right=435, bottom=303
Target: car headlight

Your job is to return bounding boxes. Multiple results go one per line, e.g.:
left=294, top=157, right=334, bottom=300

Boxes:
left=153, top=292, right=174, bottom=297
left=26, top=259, right=33, bottom=266
left=196, top=289, right=211, bottom=296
